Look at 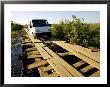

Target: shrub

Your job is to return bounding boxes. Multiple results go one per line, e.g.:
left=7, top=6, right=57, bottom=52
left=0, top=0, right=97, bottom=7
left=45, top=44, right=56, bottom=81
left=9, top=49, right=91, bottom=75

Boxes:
left=11, top=21, right=23, bottom=31
left=11, top=31, right=19, bottom=39
left=51, top=16, right=100, bottom=48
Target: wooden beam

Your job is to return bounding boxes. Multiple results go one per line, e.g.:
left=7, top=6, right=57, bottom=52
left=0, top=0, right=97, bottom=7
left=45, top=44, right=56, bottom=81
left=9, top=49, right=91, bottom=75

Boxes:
left=66, top=43, right=99, bottom=63
left=27, top=55, right=43, bottom=59
left=52, top=41, right=100, bottom=70
left=90, top=71, right=100, bottom=77
left=73, top=61, right=86, bottom=68
left=24, top=47, right=37, bottom=52
left=80, top=65, right=93, bottom=73
left=43, top=65, right=53, bottom=72
left=38, top=67, right=48, bottom=77
left=54, top=41, right=99, bottom=62
left=47, top=72, right=60, bottom=77
left=47, top=58, right=73, bottom=77
left=28, top=60, right=48, bottom=69
left=39, top=42, right=84, bottom=77
left=57, top=52, right=73, bottom=56
left=38, top=67, right=60, bottom=77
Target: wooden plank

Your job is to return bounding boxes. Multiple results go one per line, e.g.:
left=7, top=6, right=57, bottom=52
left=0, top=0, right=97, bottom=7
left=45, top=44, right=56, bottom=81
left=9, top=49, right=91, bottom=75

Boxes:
left=73, top=61, right=86, bottom=68
left=38, top=67, right=60, bottom=77
left=26, top=51, right=40, bottom=56
left=35, top=58, right=42, bottom=62
left=39, top=43, right=84, bottom=77
left=31, top=41, right=74, bottom=76
left=38, top=59, right=73, bottom=77
left=66, top=43, right=99, bottom=63
left=21, top=43, right=35, bottom=47
left=38, top=67, right=48, bottom=77
left=47, top=72, right=60, bottom=77
left=34, top=43, right=52, bottom=59
left=90, top=71, right=100, bottom=77
left=47, top=58, right=73, bottom=77
left=80, top=65, right=93, bottom=73
left=24, top=47, right=37, bottom=52
left=53, top=41, right=99, bottom=62
left=52, top=41, right=100, bottom=70
left=22, top=39, right=32, bottom=44
left=57, top=52, right=73, bottom=56
left=38, top=60, right=73, bottom=77
left=43, top=65, right=53, bottom=72
left=28, top=60, right=48, bottom=69
left=27, top=55, right=43, bottom=59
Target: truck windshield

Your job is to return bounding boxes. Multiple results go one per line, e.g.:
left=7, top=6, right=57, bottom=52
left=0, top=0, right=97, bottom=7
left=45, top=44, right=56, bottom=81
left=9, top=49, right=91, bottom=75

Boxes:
left=32, top=20, right=49, bottom=27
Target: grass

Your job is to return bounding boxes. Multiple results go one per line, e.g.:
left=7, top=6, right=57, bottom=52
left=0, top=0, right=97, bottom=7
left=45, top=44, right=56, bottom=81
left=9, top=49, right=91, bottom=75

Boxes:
left=11, top=31, right=19, bottom=39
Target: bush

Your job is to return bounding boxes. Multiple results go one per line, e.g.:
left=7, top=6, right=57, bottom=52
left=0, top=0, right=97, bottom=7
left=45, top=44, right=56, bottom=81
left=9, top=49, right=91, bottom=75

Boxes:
left=11, top=31, right=19, bottom=39
left=51, top=16, right=100, bottom=48
left=11, top=21, right=23, bottom=39
left=11, top=21, right=23, bottom=31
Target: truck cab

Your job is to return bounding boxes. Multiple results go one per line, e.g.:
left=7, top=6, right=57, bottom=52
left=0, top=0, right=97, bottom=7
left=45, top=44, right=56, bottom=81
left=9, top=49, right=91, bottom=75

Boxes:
left=28, top=19, right=51, bottom=38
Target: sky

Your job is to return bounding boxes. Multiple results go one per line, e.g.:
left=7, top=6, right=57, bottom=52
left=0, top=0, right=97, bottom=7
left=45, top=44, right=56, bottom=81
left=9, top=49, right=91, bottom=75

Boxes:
left=11, top=11, right=100, bottom=25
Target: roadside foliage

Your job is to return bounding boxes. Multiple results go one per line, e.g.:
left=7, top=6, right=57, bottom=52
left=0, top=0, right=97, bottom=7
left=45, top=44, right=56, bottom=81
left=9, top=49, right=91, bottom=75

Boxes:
left=11, top=21, right=23, bottom=39
left=51, top=16, right=100, bottom=48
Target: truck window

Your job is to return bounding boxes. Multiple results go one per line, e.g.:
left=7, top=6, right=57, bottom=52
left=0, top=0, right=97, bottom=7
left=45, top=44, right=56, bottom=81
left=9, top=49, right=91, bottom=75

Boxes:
left=32, top=20, right=49, bottom=27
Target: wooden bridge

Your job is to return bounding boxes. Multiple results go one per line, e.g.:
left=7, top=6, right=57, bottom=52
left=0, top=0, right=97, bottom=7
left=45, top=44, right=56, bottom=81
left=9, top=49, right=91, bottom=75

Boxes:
left=20, top=28, right=100, bottom=77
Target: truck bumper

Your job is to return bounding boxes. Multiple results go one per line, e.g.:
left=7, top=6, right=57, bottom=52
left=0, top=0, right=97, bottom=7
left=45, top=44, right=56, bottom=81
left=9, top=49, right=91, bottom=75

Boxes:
left=34, top=32, right=51, bottom=37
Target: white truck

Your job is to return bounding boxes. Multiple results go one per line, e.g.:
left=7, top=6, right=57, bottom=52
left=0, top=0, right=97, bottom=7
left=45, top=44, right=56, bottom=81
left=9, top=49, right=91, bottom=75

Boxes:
left=28, top=19, right=51, bottom=38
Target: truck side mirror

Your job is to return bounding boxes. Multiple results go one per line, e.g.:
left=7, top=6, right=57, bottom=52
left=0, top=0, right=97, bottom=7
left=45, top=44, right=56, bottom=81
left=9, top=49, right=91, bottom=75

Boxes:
left=30, top=25, right=32, bottom=28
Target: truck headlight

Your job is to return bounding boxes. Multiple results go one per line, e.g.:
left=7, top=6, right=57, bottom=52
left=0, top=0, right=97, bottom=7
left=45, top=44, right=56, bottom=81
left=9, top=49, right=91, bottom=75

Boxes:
left=36, top=30, right=40, bottom=32
left=48, top=29, right=51, bottom=31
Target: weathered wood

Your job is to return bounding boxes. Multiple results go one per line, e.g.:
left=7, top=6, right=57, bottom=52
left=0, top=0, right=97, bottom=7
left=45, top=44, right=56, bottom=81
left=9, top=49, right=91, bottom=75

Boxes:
left=35, top=58, right=42, bottom=62
left=25, top=29, right=52, bottom=60
left=28, top=60, right=48, bottom=69
left=57, top=52, right=73, bottom=56
left=47, top=72, right=60, bottom=77
left=22, top=28, right=100, bottom=77
left=21, top=43, right=35, bottom=48
left=52, top=41, right=99, bottom=70
left=27, top=55, right=43, bottom=59
left=43, top=65, right=53, bottom=72
left=38, top=67, right=48, bottom=77
left=24, top=47, right=37, bottom=52
left=80, top=65, right=93, bottom=73
left=38, top=59, right=73, bottom=77
left=22, top=39, right=32, bottom=44
left=47, top=58, right=73, bottom=77
left=24, top=28, right=74, bottom=77
left=73, top=61, right=86, bottom=68
left=53, top=41, right=99, bottom=62
left=38, top=65, right=59, bottom=77
left=33, top=45, right=73, bottom=76
left=90, top=71, right=100, bottom=77
left=26, top=51, right=40, bottom=57
left=38, top=67, right=60, bottom=77
left=39, top=42, right=84, bottom=77
left=66, top=43, right=99, bottom=63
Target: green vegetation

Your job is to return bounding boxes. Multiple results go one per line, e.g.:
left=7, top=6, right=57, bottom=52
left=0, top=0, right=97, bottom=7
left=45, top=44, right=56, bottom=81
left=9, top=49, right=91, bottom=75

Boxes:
left=11, top=21, right=23, bottom=39
left=11, top=31, right=19, bottom=39
left=51, top=16, right=100, bottom=48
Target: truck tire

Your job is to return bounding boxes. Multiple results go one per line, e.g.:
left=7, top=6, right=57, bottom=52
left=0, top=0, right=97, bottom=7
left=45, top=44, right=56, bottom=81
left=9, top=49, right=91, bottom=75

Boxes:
left=48, top=33, right=51, bottom=38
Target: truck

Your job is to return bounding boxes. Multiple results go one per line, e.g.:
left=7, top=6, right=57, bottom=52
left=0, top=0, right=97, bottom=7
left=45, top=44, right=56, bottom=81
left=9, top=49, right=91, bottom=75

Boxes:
left=28, top=19, right=51, bottom=38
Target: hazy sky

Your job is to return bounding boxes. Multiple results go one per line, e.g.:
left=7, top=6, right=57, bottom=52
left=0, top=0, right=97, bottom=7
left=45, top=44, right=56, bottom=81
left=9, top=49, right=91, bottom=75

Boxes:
left=11, top=11, right=100, bottom=24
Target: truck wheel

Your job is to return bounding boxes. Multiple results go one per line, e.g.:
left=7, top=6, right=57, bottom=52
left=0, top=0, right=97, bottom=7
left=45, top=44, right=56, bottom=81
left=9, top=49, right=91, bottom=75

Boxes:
left=36, top=34, right=40, bottom=39
left=48, top=33, right=51, bottom=38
